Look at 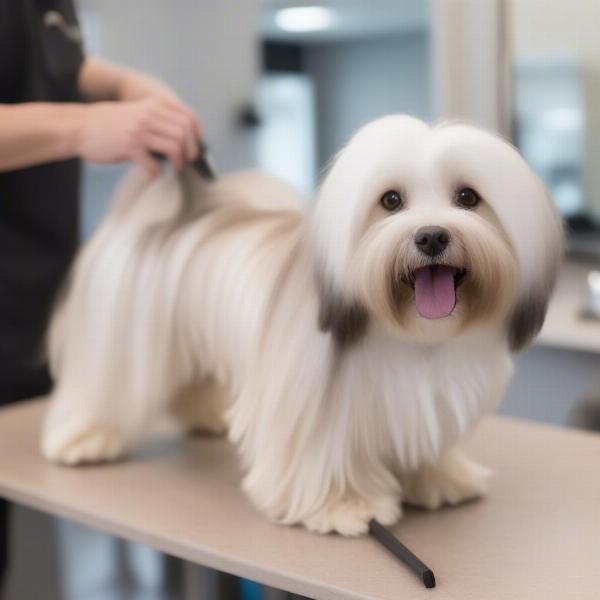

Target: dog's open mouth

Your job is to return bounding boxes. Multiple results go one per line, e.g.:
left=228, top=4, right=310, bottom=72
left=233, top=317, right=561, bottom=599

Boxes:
left=403, top=265, right=467, bottom=319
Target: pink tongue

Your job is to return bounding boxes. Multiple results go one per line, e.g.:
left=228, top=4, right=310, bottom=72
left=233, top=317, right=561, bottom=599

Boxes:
left=414, top=265, right=457, bottom=319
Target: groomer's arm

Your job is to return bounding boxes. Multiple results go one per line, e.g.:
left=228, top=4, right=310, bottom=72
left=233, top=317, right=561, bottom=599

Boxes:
left=0, top=57, right=200, bottom=175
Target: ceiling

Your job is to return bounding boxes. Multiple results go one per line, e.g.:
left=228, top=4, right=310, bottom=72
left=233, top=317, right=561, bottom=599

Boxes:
left=259, top=0, right=429, bottom=43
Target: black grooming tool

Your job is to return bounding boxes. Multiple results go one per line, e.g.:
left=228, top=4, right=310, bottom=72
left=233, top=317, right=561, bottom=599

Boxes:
left=151, top=140, right=217, bottom=181
left=192, top=140, right=217, bottom=181
left=369, top=519, right=436, bottom=589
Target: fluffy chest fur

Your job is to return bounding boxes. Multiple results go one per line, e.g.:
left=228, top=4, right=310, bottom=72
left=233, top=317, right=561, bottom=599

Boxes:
left=344, top=330, right=514, bottom=471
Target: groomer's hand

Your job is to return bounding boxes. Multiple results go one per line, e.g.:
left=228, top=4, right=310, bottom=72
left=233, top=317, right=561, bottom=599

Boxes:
left=75, top=95, right=200, bottom=178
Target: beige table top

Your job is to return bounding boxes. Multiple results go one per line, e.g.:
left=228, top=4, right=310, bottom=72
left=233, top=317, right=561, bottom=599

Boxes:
left=0, top=400, right=598, bottom=600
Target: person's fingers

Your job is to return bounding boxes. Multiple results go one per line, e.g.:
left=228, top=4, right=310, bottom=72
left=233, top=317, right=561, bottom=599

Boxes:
left=151, top=107, right=198, bottom=162
left=156, top=96, right=201, bottom=135
left=150, top=114, right=194, bottom=161
left=131, top=148, right=161, bottom=179
left=163, top=103, right=200, bottom=147
left=153, top=98, right=201, bottom=139
left=143, top=131, right=185, bottom=170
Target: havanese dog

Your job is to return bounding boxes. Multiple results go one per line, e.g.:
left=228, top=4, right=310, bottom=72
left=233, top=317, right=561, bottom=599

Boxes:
left=42, top=115, right=563, bottom=535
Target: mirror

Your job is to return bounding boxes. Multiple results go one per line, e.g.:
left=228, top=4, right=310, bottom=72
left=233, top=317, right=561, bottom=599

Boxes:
left=510, top=0, right=600, bottom=253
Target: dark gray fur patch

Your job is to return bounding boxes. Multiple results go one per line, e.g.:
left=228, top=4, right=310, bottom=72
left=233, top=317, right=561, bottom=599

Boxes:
left=317, top=275, right=369, bottom=348
left=508, top=291, right=548, bottom=352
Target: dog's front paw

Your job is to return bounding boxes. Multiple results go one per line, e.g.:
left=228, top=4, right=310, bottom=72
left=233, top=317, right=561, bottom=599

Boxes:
left=42, top=423, right=127, bottom=466
left=402, top=450, right=491, bottom=510
left=303, top=495, right=401, bottom=536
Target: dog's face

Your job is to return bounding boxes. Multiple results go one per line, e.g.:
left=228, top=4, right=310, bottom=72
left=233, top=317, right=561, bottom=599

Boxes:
left=314, top=116, right=563, bottom=348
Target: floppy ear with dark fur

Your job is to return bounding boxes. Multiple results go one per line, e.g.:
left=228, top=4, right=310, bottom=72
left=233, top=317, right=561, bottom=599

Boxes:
left=507, top=289, right=551, bottom=352
left=506, top=199, right=563, bottom=352
left=317, top=275, right=369, bottom=348
left=507, top=234, right=562, bottom=352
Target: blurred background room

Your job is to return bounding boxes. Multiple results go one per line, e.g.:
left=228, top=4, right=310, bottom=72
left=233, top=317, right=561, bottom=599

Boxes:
left=3, top=0, right=600, bottom=598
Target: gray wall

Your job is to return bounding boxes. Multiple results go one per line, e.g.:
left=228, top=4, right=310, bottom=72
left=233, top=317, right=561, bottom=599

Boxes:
left=304, top=31, right=431, bottom=168
left=502, top=346, right=600, bottom=427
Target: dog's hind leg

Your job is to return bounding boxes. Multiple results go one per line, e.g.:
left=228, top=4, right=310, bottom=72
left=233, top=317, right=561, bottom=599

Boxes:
left=41, top=384, right=178, bottom=466
left=169, top=377, right=229, bottom=436
left=42, top=322, right=188, bottom=465
left=41, top=331, right=181, bottom=466
left=42, top=417, right=131, bottom=465
left=41, top=170, right=193, bottom=465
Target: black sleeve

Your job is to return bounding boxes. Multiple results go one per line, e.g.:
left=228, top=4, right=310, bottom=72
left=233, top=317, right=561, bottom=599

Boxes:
left=0, top=1, right=27, bottom=101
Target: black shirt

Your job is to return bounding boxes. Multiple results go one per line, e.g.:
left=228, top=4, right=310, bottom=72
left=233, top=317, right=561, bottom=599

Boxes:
left=0, top=0, right=84, bottom=402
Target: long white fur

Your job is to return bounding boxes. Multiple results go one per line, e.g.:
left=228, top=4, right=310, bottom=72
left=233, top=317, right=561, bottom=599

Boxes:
left=42, top=116, right=563, bottom=535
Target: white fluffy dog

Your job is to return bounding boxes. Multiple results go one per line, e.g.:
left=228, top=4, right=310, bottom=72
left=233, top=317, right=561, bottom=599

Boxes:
left=42, top=115, right=563, bottom=535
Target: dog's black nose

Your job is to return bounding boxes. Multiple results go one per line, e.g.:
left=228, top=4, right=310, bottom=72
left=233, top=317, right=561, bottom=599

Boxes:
left=414, top=226, right=451, bottom=257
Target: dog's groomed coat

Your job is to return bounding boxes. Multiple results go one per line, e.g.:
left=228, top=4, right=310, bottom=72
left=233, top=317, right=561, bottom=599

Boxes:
left=42, top=116, right=563, bottom=535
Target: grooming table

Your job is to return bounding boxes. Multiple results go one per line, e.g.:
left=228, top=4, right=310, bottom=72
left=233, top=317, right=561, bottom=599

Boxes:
left=0, top=400, right=597, bottom=599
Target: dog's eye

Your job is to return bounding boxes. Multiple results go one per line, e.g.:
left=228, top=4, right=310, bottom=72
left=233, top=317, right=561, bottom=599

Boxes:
left=380, top=190, right=403, bottom=212
left=456, top=187, right=481, bottom=208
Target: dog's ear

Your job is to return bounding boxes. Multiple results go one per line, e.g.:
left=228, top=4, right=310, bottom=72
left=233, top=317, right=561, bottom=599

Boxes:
left=483, top=159, right=563, bottom=353
left=317, top=275, right=368, bottom=348
left=507, top=208, right=562, bottom=351
left=505, top=196, right=563, bottom=353
left=507, top=289, right=551, bottom=352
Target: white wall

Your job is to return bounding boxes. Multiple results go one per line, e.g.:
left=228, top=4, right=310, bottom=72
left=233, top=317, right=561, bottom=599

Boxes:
left=79, top=0, right=261, bottom=170
left=304, top=31, right=431, bottom=168
left=76, top=0, right=262, bottom=236
left=431, top=0, right=509, bottom=134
